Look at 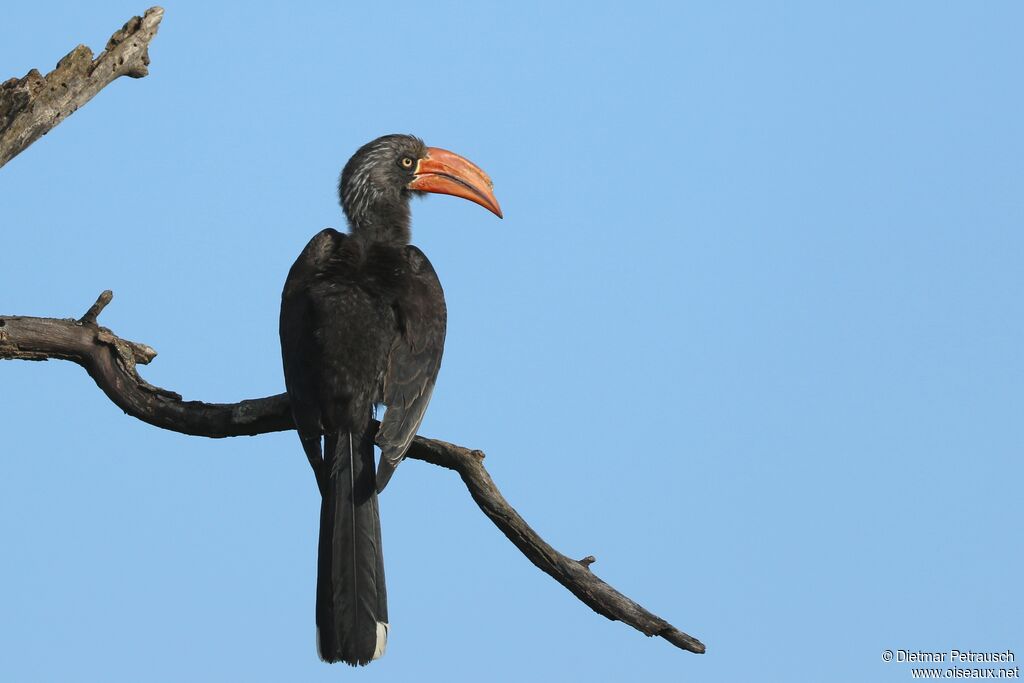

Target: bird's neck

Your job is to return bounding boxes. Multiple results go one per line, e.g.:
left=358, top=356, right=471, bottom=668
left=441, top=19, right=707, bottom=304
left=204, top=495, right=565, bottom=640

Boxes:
left=347, top=202, right=411, bottom=246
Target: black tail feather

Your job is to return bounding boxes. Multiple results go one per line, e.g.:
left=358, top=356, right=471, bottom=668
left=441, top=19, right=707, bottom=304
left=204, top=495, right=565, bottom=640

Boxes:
left=316, top=426, right=388, bottom=665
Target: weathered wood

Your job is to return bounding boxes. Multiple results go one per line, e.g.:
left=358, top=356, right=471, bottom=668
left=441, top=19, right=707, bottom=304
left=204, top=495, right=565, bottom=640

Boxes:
left=0, top=291, right=705, bottom=654
left=0, top=7, right=164, bottom=168
left=409, top=436, right=707, bottom=654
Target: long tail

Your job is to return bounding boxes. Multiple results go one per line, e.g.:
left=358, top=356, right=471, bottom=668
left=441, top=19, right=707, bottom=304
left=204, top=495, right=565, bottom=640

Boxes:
left=316, top=426, right=388, bottom=666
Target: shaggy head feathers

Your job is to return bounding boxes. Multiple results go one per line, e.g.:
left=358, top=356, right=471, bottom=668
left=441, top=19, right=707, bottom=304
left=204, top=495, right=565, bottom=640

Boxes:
left=339, top=134, right=426, bottom=243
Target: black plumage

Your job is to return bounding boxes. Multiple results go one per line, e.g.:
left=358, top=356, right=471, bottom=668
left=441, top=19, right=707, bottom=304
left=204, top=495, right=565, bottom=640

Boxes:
left=280, top=134, right=500, bottom=665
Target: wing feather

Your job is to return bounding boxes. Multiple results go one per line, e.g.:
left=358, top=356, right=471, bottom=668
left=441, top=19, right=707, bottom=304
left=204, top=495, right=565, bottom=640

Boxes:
left=280, top=229, right=346, bottom=438
left=375, top=245, right=446, bottom=490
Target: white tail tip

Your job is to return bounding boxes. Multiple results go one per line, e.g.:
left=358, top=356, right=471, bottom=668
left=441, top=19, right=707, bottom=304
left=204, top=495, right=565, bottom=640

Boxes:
left=314, top=623, right=389, bottom=663
left=373, top=622, right=389, bottom=660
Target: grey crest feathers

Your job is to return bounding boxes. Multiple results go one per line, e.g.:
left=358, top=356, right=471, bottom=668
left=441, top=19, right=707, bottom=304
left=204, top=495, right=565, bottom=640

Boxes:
left=339, top=134, right=426, bottom=233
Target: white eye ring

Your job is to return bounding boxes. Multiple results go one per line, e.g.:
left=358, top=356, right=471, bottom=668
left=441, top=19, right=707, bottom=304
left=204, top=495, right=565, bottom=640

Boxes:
left=400, top=157, right=414, bottom=169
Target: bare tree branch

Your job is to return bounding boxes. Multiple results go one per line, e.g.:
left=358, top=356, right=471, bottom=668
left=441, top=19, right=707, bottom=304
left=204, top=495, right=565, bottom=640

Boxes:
left=0, top=6, right=164, bottom=168
left=0, top=291, right=705, bottom=655
left=411, top=436, right=707, bottom=654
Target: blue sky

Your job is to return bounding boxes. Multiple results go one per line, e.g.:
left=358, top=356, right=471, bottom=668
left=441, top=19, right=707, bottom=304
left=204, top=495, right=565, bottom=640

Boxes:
left=2, top=2, right=1021, bottom=681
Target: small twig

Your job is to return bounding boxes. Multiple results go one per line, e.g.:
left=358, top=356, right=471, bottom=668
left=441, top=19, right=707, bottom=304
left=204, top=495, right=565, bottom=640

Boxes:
left=0, top=291, right=705, bottom=655
left=79, top=289, right=113, bottom=325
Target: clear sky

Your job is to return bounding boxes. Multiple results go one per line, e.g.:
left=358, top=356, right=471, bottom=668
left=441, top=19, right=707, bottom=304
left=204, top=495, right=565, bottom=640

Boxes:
left=2, top=2, right=1021, bottom=681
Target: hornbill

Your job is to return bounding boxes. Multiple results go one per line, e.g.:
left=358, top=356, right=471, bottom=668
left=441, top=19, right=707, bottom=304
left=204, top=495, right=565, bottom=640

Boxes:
left=280, top=134, right=501, bottom=665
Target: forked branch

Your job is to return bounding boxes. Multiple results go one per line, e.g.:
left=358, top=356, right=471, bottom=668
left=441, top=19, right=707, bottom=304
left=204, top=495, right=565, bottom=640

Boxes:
left=0, top=291, right=705, bottom=654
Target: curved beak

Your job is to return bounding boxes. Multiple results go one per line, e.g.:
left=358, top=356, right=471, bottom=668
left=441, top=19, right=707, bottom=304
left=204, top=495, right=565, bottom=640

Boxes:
left=407, top=147, right=503, bottom=218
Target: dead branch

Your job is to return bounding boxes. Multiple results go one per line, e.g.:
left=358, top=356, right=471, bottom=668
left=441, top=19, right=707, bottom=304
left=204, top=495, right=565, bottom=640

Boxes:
left=0, top=291, right=705, bottom=654
left=0, top=7, right=164, bottom=168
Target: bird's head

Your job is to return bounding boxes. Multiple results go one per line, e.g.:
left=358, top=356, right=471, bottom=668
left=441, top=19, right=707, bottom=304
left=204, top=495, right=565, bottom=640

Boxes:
left=339, top=134, right=501, bottom=242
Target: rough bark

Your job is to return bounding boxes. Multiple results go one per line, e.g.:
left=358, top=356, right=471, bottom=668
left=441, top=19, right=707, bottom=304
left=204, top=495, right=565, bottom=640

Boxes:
left=0, top=7, right=164, bottom=168
left=0, top=291, right=705, bottom=655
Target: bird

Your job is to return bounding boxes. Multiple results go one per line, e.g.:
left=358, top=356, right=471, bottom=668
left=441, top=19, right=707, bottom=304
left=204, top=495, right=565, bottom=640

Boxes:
left=279, top=134, right=502, bottom=665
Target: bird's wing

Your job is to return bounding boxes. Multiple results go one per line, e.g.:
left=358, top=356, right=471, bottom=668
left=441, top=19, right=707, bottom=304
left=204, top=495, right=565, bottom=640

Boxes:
left=375, top=245, right=447, bottom=491
left=280, top=228, right=346, bottom=440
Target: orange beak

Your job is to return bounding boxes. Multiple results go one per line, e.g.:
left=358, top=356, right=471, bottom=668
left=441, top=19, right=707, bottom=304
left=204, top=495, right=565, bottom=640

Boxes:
left=407, top=147, right=503, bottom=218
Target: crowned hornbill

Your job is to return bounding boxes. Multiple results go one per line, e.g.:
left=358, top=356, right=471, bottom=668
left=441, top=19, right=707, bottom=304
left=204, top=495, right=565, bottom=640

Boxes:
left=280, top=134, right=501, bottom=665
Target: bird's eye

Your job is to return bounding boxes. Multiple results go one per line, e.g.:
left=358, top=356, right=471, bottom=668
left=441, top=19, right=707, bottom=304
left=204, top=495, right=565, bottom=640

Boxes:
left=400, top=157, right=415, bottom=169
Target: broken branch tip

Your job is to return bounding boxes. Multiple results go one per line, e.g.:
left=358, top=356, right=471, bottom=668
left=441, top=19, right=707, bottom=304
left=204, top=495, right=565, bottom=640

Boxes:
left=80, top=290, right=114, bottom=325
